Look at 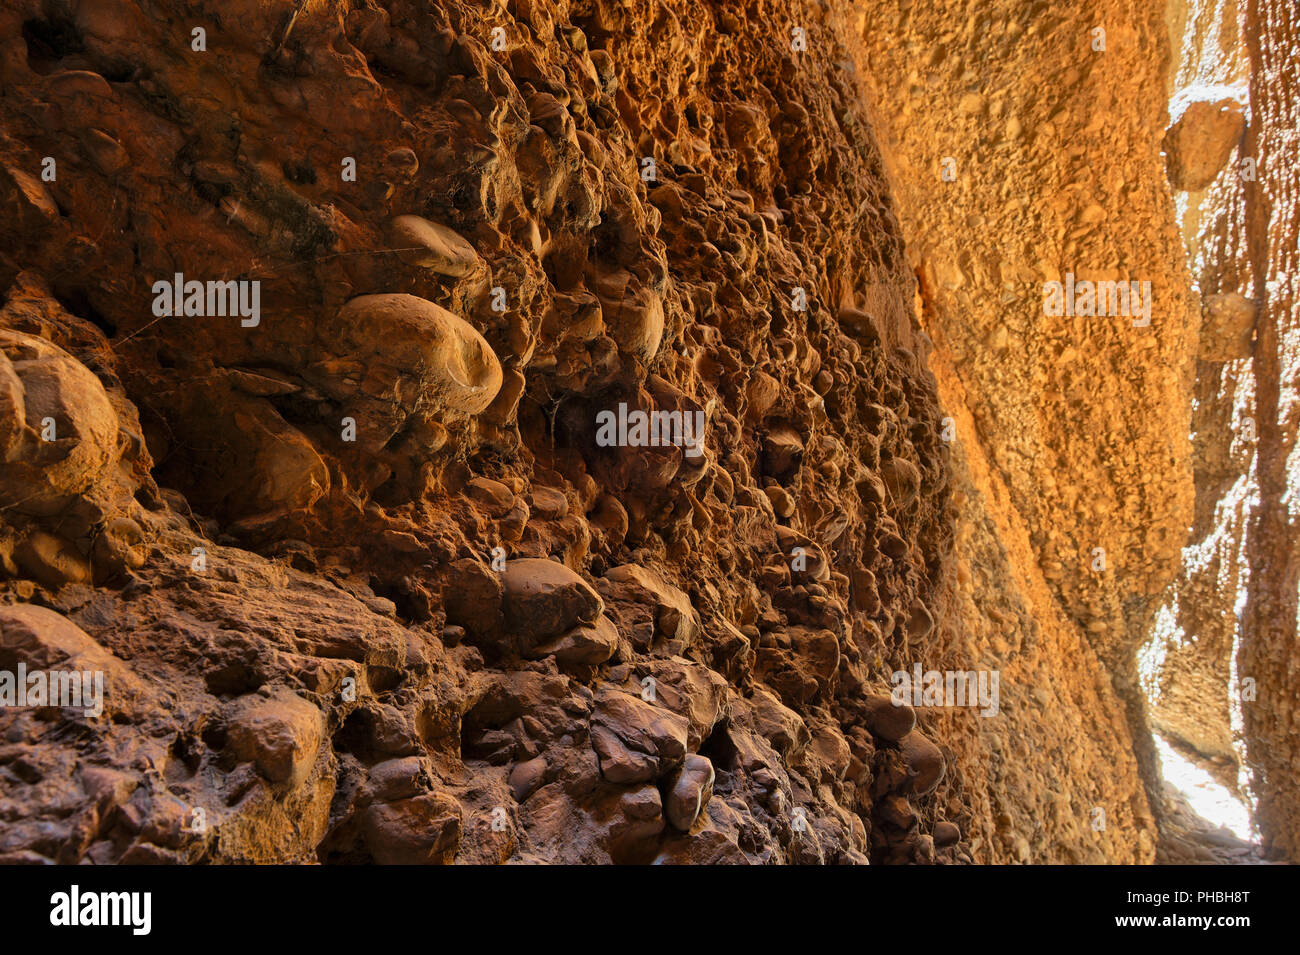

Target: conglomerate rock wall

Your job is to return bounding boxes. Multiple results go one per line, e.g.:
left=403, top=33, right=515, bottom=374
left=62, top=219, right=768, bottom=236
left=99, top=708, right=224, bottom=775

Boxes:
left=0, top=0, right=963, bottom=864
left=852, top=0, right=1200, bottom=861
left=0, top=0, right=1293, bottom=864
left=850, top=0, right=1300, bottom=863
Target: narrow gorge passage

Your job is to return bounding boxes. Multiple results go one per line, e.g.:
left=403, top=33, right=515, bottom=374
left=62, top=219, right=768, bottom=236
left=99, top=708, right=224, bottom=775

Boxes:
left=0, top=0, right=1296, bottom=883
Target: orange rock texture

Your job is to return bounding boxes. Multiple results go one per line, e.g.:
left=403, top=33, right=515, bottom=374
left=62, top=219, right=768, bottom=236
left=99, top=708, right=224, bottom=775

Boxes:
left=0, top=0, right=1295, bottom=864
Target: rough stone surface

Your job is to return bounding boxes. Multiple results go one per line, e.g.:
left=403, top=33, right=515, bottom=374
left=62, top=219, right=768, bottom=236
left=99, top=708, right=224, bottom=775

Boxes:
left=0, top=0, right=1294, bottom=867
left=1146, top=0, right=1299, bottom=864
left=856, top=0, right=1197, bottom=863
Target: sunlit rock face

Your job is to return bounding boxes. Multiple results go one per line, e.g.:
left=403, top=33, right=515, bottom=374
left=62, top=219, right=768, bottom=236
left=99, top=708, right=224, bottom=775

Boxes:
left=853, top=0, right=1199, bottom=863
left=855, top=0, right=1299, bottom=864
left=0, top=0, right=1294, bottom=865
left=1144, top=0, right=1300, bottom=863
